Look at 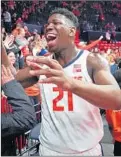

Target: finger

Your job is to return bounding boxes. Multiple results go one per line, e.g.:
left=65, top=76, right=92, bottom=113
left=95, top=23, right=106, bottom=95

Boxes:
left=29, top=68, right=62, bottom=77
left=26, top=56, right=44, bottom=62
left=9, top=39, right=14, bottom=45
left=8, top=38, right=14, bottom=45
left=26, top=56, right=62, bottom=70
left=39, top=77, right=61, bottom=84
left=26, top=61, right=44, bottom=70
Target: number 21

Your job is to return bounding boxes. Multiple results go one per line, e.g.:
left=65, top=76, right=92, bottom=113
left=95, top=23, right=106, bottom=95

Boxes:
left=53, top=87, right=73, bottom=111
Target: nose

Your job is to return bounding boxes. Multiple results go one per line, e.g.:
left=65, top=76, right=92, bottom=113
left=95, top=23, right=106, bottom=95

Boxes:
left=45, top=23, right=54, bottom=33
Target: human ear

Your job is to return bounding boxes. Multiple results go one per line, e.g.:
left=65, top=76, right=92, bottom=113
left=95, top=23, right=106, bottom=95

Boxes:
left=69, top=27, right=76, bottom=37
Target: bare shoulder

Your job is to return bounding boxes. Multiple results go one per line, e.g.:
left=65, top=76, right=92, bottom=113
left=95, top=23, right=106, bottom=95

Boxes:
left=86, top=52, right=117, bottom=85
left=87, top=52, right=110, bottom=71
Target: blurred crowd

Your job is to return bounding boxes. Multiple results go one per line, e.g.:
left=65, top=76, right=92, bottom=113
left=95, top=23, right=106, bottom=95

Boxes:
left=1, top=1, right=121, bottom=99
left=1, top=0, right=121, bottom=33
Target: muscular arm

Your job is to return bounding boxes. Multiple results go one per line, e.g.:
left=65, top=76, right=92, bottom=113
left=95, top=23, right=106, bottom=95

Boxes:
left=70, top=53, right=121, bottom=110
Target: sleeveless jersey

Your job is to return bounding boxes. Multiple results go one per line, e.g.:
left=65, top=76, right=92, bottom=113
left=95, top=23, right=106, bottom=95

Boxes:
left=39, top=50, right=104, bottom=153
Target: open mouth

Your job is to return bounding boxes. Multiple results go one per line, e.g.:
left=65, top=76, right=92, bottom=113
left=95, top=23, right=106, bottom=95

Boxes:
left=46, top=34, right=57, bottom=47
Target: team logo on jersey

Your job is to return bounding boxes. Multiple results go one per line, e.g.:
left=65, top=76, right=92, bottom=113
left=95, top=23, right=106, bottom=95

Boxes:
left=73, top=64, right=81, bottom=73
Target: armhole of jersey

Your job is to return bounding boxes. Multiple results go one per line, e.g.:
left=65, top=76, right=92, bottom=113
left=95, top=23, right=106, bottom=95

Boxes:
left=40, top=84, right=47, bottom=107
left=81, top=50, right=93, bottom=83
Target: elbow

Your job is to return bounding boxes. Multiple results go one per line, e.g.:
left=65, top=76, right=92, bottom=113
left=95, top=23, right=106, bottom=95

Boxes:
left=27, top=114, right=37, bottom=129
left=115, top=100, right=121, bottom=110
left=22, top=111, right=37, bottom=131
left=105, top=89, right=121, bottom=110
left=112, top=91, right=121, bottom=110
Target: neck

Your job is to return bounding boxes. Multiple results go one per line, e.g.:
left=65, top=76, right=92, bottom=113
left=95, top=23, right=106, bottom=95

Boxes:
left=53, top=45, right=79, bottom=66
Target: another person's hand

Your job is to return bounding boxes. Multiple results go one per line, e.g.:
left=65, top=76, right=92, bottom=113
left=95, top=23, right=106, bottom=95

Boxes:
left=1, top=65, right=15, bottom=86
left=3, top=35, right=15, bottom=49
left=26, top=56, right=73, bottom=90
left=27, top=36, right=34, bottom=42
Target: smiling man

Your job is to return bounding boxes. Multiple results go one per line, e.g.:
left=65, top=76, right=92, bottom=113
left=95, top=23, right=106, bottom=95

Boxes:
left=2, top=8, right=121, bottom=156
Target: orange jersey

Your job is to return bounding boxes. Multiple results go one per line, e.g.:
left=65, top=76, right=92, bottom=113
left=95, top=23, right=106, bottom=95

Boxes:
left=106, top=110, right=121, bottom=142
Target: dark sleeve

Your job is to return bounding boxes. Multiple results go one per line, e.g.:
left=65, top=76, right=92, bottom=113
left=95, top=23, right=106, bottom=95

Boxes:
left=1, top=80, right=37, bottom=138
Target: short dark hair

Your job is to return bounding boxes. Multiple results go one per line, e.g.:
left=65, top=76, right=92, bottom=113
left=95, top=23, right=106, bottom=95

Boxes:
left=50, top=8, right=79, bottom=28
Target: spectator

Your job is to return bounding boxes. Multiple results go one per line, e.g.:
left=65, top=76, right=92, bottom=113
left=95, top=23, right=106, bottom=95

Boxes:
left=7, top=51, right=16, bottom=67
left=24, top=25, right=31, bottom=39
left=16, top=17, right=23, bottom=25
left=3, top=34, right=22, bottom=70
left=11, top=12, right=17, bottom=25
left=15, top=28, right=29, bottom=69
left=105, top=30, right=111, bottom=43
left=1, top=26, right=7, bottom=41
left=3, top=8, right=12, bottom=33
left=1, top=65, right=36, bottom=156
left=110, top=22, right=116, bottom=43
left=105, top=23, right=111, bottom=31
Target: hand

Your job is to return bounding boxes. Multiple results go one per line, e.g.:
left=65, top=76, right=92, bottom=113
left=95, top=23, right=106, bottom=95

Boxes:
left=27, top=36, right=34, bottom=42
left=3, top=35, right=14, bottom=49
left=26, top=56, right=73, bottom=90
left=1, top=65, right=15, bottom=86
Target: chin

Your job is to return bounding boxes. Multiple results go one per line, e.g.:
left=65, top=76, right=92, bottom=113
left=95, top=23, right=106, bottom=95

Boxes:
left=12, top=62, right=15, bottom=65
left=48, top=46, right=57, bottom=53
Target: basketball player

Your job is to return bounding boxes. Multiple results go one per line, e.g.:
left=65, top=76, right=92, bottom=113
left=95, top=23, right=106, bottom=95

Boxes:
left=2, top=8, right=121, bottom=156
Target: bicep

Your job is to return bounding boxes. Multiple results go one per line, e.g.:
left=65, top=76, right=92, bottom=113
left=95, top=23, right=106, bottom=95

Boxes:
left=94, top=69, right=119, bottom=86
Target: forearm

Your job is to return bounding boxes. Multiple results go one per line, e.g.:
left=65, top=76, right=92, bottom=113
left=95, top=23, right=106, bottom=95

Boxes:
left=1, top=43, right=11, bottom=67
left=15, top=67, right=38, bottom=88
left=70, top=79, right=121, bottom=110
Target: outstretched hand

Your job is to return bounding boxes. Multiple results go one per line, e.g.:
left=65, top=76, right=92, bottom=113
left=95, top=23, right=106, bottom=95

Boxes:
left=26, top=56, right=73, bottom=90
left=3, top=35, right=15, bottom=49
